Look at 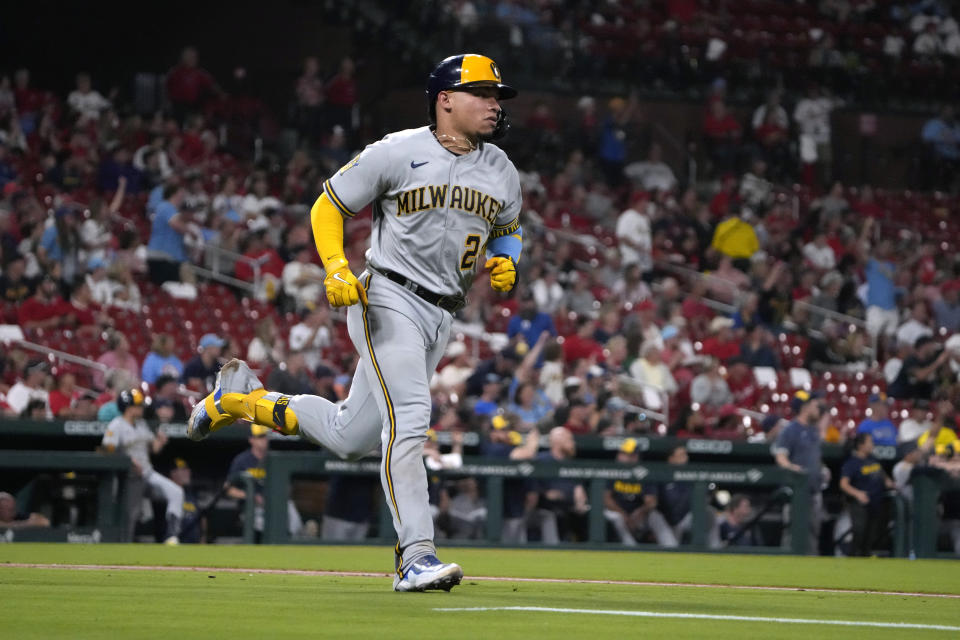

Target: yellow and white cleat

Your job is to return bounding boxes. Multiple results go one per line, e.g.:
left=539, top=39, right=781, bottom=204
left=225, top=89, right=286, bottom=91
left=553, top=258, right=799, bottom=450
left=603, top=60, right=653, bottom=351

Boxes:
left=186, top=359, right=264, bottom=441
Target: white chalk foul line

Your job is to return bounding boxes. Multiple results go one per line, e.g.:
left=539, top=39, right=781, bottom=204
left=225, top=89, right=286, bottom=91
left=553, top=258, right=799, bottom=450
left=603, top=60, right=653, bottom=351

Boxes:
left=4, top=564, right=960, bottom=600
left=434, top=607, right=960, bottom=632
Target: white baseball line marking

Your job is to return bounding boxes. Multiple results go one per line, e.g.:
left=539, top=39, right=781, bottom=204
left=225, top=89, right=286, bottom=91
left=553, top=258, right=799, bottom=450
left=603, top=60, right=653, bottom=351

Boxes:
left=3, top=563, right=959, bottom=600
left=433, top=607, right=960, bottom=632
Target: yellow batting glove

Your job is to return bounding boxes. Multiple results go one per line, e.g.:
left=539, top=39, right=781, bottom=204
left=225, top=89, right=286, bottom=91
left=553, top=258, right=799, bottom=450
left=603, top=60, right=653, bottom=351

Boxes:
left=485, top=256, right=517, bottom=292
left=323, top=256, right=368, bottom=307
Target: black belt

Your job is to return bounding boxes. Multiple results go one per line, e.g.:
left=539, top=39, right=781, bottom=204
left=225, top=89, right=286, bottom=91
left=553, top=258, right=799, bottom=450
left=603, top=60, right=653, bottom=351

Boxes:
left=375, top=268, right=466, bottom=313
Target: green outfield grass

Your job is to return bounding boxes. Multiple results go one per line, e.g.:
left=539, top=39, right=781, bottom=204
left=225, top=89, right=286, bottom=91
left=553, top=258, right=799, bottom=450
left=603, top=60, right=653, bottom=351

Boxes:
left=1, top=545, right=958, bottom=639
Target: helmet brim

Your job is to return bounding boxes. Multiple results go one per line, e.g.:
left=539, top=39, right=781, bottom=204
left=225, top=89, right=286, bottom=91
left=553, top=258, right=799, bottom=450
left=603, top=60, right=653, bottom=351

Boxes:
left=449, top=80, right=518, bottom=100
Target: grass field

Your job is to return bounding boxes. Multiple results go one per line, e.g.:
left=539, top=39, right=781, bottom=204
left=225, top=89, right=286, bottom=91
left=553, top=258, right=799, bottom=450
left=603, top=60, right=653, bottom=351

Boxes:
left=1, top=544, right=958, bottom=639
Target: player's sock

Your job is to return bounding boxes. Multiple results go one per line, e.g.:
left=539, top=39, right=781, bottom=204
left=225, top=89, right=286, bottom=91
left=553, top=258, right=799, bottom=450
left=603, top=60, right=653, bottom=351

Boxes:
left=222, top=390, right=300, bottom=436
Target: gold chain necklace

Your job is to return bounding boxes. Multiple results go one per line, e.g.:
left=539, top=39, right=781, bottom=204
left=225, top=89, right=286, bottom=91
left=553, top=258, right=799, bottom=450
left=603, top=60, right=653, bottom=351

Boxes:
left=433, top=130, right=476, bottom=154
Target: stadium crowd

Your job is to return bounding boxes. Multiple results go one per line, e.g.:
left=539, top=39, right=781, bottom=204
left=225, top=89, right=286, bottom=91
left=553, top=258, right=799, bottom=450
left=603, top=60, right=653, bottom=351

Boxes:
left=1, top=18, right=959, bottom=552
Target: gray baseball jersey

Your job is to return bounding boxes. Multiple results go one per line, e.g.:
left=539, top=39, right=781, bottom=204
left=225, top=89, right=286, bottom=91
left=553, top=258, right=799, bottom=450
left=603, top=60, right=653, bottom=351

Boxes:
left=102, top=416, right=155, bottom=473
left=286, top=125, right=523, bottom=576
left=323, top=126, right=522, bottom=296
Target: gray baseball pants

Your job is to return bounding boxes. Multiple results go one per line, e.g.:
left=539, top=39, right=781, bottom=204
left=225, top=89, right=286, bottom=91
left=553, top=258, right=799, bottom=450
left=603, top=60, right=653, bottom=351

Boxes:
left=291, top=270, right=452, bottom=571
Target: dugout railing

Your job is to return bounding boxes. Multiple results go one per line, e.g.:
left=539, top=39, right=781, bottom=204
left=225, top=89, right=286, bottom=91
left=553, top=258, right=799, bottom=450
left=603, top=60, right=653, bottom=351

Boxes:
left=259, top=453, right=816, bottom=554
left=0, top=450, right=130, bottom=543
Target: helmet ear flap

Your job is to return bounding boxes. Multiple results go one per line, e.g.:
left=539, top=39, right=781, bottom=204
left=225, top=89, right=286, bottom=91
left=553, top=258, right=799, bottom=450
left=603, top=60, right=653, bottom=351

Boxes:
left=483, top=107, right=510, bottom=141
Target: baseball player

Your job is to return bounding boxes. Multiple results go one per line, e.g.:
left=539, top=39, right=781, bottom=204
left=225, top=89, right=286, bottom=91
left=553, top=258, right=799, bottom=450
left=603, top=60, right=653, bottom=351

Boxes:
left=187, top=53, right=522, bottom=591
left=102, top=389, right=184, bottom=544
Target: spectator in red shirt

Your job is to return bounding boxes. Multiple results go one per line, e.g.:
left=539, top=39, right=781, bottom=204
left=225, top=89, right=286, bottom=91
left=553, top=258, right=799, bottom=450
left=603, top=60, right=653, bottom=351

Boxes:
left=681, top=278, right=715, bottom=338
left=165, top=47, right=219, bottom=123
left=563, top=317, right=604, bottom=364
left=235, top=227, right=285, bottom=282
left=17, top=274, right=74, bottom=331
left=69, top=280, right=110, bottom=336
left=703, top=100, right=742, bottom=176
left=709, top=174, right=740, bottom=219
left=725, top=357, right=759, bottom=407
left=700, top=316, right=741, bottom=363
left=48, top=372, right=81, bottom=418
left=754, top=110, right=791, bottom=180
left=325, top=57, right=356, bottom=134
left=563, top=398, right=595, bottom=435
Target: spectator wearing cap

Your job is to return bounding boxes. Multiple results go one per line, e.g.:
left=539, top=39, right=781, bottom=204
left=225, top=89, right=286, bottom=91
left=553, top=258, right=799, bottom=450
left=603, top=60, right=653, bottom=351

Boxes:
left=288, top=307, right=331, bottom=373
left=507, top=291, right=557, bottom=349
left=181, top=333, right=224, bottom=392
left=896, top=301, right=934, bottom=349
left=887, top=335, right=949, bottom=400
left=95, top=332, right=140, bottom=390
left=5, top=361, right=50, bottom=417
left=17, top=274, right=73, bottom=331
left=226, top=424, right=304, bottom=540
left=840, top=433, right=895, bottom=556
left=101, top=389, right=182, bottom=543
left=432, top=341, right=474, bottom=395
left=934, top=280, right=960, bottom=333
left=773, top=390, right=829, bottom=553
left=690, top=357, right=733, bottom=408
left=141, top=334, right=184, bottom=385
left=604, top=438, right=659, bottom=545
left=700, top=316, right=740, bottom=363
left=281, top=244, right=326, bottom=313
left=856, top=393, right=898, bottom=447
left=146, top=183, right=189, bottom=286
